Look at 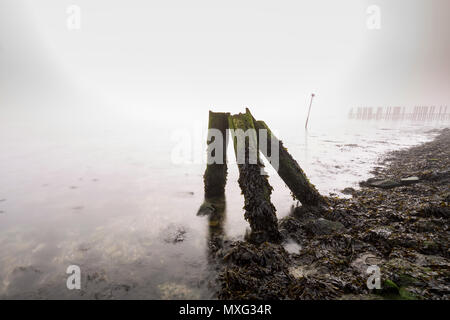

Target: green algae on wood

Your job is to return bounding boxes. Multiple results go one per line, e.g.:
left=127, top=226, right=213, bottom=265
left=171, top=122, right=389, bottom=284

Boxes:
left=203, top=111, right=230, bottom=199
left=246, top=108, right=323, bottom=206
left=228, top=112, right=281, bottom=244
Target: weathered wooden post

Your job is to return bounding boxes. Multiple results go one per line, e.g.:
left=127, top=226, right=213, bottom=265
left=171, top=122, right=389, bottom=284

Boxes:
left=228, top=112, right=281, bottom=244
left=246, top=108, right=324, bottom=206
left=203, top=111, right=230, bottom=199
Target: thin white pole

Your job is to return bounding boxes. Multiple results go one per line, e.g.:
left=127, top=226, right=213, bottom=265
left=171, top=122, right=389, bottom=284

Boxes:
left=305, top=93, right=315, bottom=130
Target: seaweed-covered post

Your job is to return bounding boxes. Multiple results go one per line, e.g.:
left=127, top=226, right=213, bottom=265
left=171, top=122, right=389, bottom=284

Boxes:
left=203, top=111, right=230, bottom=199
left=228, top=112, right=281, bottom=244
left=246, top=108, right=323, bottom=206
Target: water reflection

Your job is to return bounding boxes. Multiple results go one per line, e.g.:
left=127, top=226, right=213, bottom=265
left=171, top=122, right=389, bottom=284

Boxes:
left=198, top=196, right=227, bottom=262
left=205, top=197, right=227, bottom=246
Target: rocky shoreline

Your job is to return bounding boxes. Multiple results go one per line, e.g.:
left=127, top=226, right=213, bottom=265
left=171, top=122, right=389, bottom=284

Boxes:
left=213, top=128, right=449, bottom=300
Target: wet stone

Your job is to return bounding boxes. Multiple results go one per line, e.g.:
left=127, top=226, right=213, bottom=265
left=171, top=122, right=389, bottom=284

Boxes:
left=400, top=176, right=420, bottom=185
left=341, top=187, right=356, bottom=195
left=160, top=224, right=187, bottom=244
left=303, top=218, right=345, bottom=236
left=361, top=178, right=402, bottom=189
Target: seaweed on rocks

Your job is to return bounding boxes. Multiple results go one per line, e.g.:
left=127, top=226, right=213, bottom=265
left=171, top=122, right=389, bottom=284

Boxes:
left=216, top=128, right=450, bottom=300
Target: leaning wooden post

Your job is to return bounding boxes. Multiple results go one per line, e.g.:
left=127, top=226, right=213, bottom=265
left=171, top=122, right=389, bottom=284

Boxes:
left=203, top=111, right=230, bottom=199
left=246, top=108, right=324, bottom=206
left=228, top=112, right=281, bottom=244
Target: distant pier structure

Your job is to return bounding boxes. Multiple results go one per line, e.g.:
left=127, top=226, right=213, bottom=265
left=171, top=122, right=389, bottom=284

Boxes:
left=348, top=106, right=450, bottom=121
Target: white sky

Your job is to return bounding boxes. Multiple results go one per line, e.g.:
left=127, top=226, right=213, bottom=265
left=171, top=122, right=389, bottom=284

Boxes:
left=1, top=0, right=449, bottom=117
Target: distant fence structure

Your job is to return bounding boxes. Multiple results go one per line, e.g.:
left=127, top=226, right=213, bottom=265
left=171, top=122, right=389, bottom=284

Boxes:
left=348, top=106, right=450, bottom=121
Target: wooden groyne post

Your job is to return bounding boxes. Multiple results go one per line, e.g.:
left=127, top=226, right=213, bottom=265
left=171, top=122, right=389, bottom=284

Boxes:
left=228, top=112, right=282, bottom=244
left=203, top=111, right=230, bottom=199
left=201, top=108, right=325, bottom=245
left=247, top=108, right=323, bottom=206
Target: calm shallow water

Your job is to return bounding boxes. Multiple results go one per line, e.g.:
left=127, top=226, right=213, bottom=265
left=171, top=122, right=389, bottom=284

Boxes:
left=0, top=105, right=447, bottom=299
